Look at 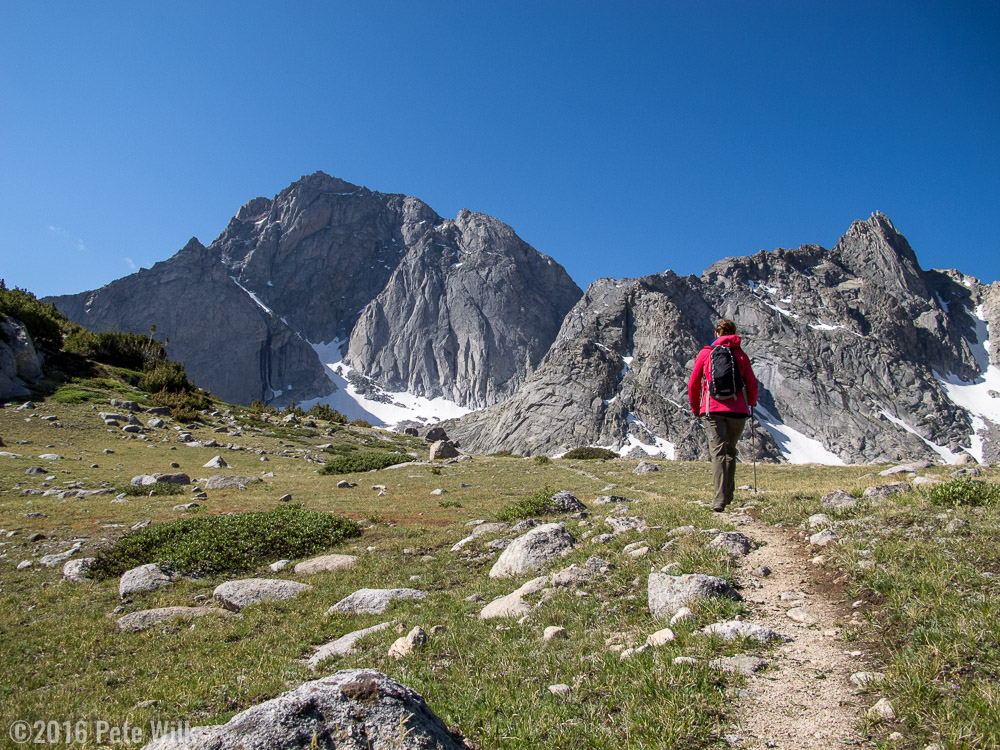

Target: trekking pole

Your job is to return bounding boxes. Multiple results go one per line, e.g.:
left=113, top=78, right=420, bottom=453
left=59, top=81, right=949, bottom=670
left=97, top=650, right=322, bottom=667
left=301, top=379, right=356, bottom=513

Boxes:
left=751, top=406, right=758, bottom=494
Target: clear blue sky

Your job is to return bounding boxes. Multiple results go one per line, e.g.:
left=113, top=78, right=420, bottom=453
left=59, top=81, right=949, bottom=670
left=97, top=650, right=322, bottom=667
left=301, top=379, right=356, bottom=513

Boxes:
left=1, top=1, right=998, bottom=297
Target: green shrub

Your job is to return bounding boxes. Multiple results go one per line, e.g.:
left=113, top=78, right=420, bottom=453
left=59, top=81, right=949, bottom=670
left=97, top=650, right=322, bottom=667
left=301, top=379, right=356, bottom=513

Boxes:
left=322, top=443, right=359, bottom=456
left=496, top=487, right=558, bottom=522
left=563, top=447, right=619, bottom=460
left=139, top=360, right=190, bottom=394
left=438, top=500, right=463, bottom=508
left=150, top=389, right=210, bottom=422
left=63, top=328, right=166, bottom=370
left=52, top=387, right=105, bottom=404
left=0, top=280, right=68, bottom=349
left=120, top=481, right=184, bottom=497
left=533, top=455, right=551, bottom=465
left=350, top=418, right=372, bottom=428
left=318, top=451, right=411, bottom=475
left=928, top=479, right=1000, bottom=507
left=309, top=403, right=347, bottom=423
left=89, top=506, right=361, bottom=579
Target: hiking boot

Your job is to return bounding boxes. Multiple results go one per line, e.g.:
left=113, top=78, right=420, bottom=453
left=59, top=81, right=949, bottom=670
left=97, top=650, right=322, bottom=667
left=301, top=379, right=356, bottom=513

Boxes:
left=709, top=503, right=726, bottom=513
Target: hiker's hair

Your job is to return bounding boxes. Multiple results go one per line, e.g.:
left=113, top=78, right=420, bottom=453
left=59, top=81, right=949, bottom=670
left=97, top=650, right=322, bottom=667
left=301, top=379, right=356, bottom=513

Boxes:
left=715, top=319, right=737, bottom=337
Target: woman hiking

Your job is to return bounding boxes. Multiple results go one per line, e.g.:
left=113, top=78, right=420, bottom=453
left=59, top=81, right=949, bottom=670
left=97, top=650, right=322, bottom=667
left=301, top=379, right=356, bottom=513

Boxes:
left=688, top=319, right=759, bottom=512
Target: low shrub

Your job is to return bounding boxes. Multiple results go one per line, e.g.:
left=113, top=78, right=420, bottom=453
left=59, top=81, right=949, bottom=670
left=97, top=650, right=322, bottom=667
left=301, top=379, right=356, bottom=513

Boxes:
left=489, top=450, right=515, bottom=457
left=563, top=447, right=619, bottom=460
left=120, top=481, right=185, bottom=497
left=63, top=328, right=166, bottom=370
left=309, top=403, right=347, bottom=423
left=322, top=443, right=359, bottom=456
left=52, top=387, right=105, bottom=404
left=496, top=487, right=557, bottom=522
left=139, top=360, right=190, bottom=394
left=318, top=451, right=411, bottom=475
left=350, top=418, right=372, bottom=428
left=150, top=389, right=210, bottom=422
left=928, top=479, right=1000, bottom=507
left=438, top=500, right=463, bottom=508
left=533, top=455, right=551, bottom=465
left=89, top=506, right=361, bottom=579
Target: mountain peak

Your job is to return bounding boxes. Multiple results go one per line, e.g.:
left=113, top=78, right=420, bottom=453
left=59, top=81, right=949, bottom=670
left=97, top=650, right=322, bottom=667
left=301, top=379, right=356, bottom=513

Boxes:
left=834, top=211, right=929, bottom=302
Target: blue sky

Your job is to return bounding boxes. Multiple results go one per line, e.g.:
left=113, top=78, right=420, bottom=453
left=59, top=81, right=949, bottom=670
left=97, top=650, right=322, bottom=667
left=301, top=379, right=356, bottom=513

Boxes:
left=1, top=1, right=998, bottom=297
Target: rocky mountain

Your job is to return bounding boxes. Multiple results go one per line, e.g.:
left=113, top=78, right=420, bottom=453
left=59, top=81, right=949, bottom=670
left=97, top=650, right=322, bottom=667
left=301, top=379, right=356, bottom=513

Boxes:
left=449, top=213, right=1000, bottom=465
left=47, top=173, right=582, bottom=407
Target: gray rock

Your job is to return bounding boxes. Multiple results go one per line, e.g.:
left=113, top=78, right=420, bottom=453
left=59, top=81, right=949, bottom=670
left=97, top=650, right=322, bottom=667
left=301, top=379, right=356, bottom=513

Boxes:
left=424, top=426, right=449, bottom=443
left=16, top=560, right=33, bottom=570
left=489, top=523, right=575, bottom=578
left=648, top=573, right=742, bottom=619
left=951, top=467, right=981, bottom=478
left=0, top=318, right=43, bottom=399
left=156, top=472, right=191, bottom=485
left=202, top=456, right=229, bottom=469
left=213, top=578, right=313, bottom=611
left=139, top=668, right=470, bottom=749
left=821, top=490, right=858, bottom=510
left=702, top=620, right=790, bottom=643
left=306, top=621, right=396, bottom=668
left=131, top=474, right=159, bottom=486
left=117, top=606, right=237, bottom=632
left=326, top=588, right=426, bottom=615
left=388, top=626, right=428, bottom=659
left=203, top=475, right=262, bottom=490
left=480, top=576, right=549, bottom=619
left=633, top=461, right=661, bottom=474
left=707, top=531, right=757, bottom=558
left=710, top=654, right=768, bottom=676
left=293, top=554, right=358, bottom=575
left=510, top=518, right=542, bottom=533
left=593, top=495, right=630, bottom=505
left=428, top=440, right=459, bottom=460
left=850, top=671, right=887, bottom=687
left=173, top=503, right=199, bottom=511
left=808, top=513, right=832, bottom=528
left=38, top=453, right=64, bottom=460
left=605, top=516, right=647, bottom=535
left=269, top=559, right=291, bottom=572
left=62, top=557, right=96, bottom=583
left=119, top=563, right=177, bottom=598
left=880, top=461, right=931, bottom=476
left=39, top=545, right=81, bottom=567
left=550, top=490, right=585, bottom=512
left=863, top=482, right=911, bottom=499
left=945, top=518, right=969, bottom=533
left=810, top=528, right=839, bottom=547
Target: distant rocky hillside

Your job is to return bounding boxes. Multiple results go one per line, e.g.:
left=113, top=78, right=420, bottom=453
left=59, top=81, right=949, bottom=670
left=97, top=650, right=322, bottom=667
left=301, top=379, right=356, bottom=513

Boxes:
left=449, top=214, right=1000, bottom=466
left=47, top=173, right=582, bottom=407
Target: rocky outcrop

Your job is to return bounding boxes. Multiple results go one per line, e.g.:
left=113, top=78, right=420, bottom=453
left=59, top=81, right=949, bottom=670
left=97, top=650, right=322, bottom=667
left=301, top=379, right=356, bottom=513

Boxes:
left=141, top=668, right=470, bottom=749
left=450, top=213, right=999, bottom=465
left=47, top=238, right=332, bottom=405
left=346, top=209, right=581, bottom=409
left=0, top=317, right=42, bottom=399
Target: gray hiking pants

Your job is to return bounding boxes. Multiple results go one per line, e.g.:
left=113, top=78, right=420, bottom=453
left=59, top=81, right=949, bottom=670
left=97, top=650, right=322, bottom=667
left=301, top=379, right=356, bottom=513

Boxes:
left=705, top=414, right=747, bottom=510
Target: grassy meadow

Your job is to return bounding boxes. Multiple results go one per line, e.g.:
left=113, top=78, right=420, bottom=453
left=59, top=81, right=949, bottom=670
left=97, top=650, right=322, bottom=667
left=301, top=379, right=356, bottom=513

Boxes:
left=1, top=377, right=998, bottom=749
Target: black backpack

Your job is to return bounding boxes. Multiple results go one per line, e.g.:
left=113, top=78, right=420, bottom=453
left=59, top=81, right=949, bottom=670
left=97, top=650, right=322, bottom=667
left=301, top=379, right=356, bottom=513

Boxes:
left=708, top=345, right=744, bottom=400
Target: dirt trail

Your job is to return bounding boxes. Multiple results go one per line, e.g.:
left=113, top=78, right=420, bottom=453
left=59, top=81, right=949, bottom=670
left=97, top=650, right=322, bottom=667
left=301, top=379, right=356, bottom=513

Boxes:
left=723, top=512, right=869, bottom=749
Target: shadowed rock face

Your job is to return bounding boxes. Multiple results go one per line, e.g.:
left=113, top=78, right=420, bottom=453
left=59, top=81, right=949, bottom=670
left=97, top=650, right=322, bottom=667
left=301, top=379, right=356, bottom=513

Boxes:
left=449, top=213, right=1000, bottom=465
left=48, top=172, right=581, bottom=409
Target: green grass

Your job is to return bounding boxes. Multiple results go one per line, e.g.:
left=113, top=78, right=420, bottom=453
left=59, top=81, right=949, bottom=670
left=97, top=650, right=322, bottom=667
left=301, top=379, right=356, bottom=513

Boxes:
left=495, top=487, right=560, bottom=522
left=89, top=506, right=362, bottom=578
left=928, top=478, right=1000, bottom=507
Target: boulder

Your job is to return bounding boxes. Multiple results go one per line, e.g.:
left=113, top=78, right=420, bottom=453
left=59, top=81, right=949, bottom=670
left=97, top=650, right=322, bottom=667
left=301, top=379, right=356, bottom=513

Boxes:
left=62, top=557, right=96, bottom=583
left=39, top=545, right=81, bottom=567
left=131, top=474, right=159, bottom=486
left=879, top=461, right=931, bottom=476
left=863, top=482, right=910, bottom=499
left=119, top=563, right=177, bottom=599
left=202, top=456, right=229, bottom=469
left=326, top=588, right=427, bottom=616
left=213, top=579, right=313, bottom=611
left=139, top=669, right=470, bottom=749
left=424, top=426, right=449, bottom=443
left=306, top=622, right=396, bottom=669
left=605, top=516, right=646, bottom=535
left=388, top=626, right=428, bottom=659
left=428, top=440, right=459, bottom=460
left=707, top=531, right=757, bottom=558
left=293, top=554, right=358, bottom=575
left=117, top=606, right=237, bottom=632
left=633, top=461, right=660, bottom=474
left=648, top=573, right=741, bottom=619
left=549, top=490, right=585, bottom=512
left=157, top=473, right=191, bottom=485
left=204, top=475, right=262, bottom=490
left=809, top=529, right=839, bottom=547
left=480, top=576, right=549, bottom=619
left=489, top=523, right=575, bottom=578
left=821, top=490, right=858, bottom=510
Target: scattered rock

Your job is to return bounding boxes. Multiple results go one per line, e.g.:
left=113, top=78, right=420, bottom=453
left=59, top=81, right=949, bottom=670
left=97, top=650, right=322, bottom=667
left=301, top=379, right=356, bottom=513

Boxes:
left=544, top=626, right=568, bottom=641
left=646, top=628, right=675, bottom=647
left=489, top=523, right=575, bottom=578
left=550, top=490, right=585, bottom=512
left=173, top=503, right=199, bottom=511
left=863, top=482, right=910, bottom=499
left=913, top=476, right=944, bottom=487
left=117, top=606, right=236, bottom=632
left=808, top=513, right=831, bottom=528
left=278, top=493, right=292, bottom=503
left=786, top=606, right=818, bottom=625
left=880, top=461, right=931, bottom=476
left=16, top=560, right=32, bottom=570
left=140, top=669, right=470, bottom=749
left=633, top=461, right=660, bottom=474
left=204, top=475, right=261, bottom=490
left=850, top=671, right=887, bottom=688
left=868, top=697, right=895, bottom=721
left=669, top=607, right=695, bottom=625
left=945, top=518, right=969, bottom=533
left=951, top=467, right=981, bottom=478
left=306, top=622, right=396, bottom=668
left=213, top=579, right=313, bottom=611
left=428, top=440, right=459, bottom=460
left=388, top=626, right=428, bottom=659
left=336, top=480, right=356, bottom=489
left=809, top=529, right=839, bottom=547
left=752, top=565, right=772, bottom=578
left=157, top=473, right=191, bottom=485
left=424, top=426, right=449, bottom=443
left=702, top=620, right=790, bottom=643
left=119, top=563, right=177, bottom=599
left=648, top=573, right=741, bottom=620
left=548, top=683, right=572, bottom=697
left=821, top=490, right=858, bottom=510
left=710, top=655, right=768, bottom=676
left=293, top=554, right=358, bottom=575
left=202, top=456, right=229, bottom=469
left=269, top=560, right=291, bottom=572
left=326, top=588, right=426, bottom=615
left=707, top=531, right=757, bottom=558
left=605, top=516, right=647, bottom=535
left=480, top=576, right=548, bottom=619
left=62, top=557, right=96, bottom=583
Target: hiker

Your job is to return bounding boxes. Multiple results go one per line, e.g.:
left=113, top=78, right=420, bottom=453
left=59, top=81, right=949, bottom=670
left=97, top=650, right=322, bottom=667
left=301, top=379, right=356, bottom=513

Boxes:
left=688, top=319, right=759, bottom=512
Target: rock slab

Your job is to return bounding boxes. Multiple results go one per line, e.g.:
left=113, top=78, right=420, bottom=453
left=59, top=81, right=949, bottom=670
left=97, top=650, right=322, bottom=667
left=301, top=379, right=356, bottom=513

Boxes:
left=648, top=573, right=742, bottom=619
left=489, top=523, right=575, bottom=578
left=213, top=579, right=313, bottom=611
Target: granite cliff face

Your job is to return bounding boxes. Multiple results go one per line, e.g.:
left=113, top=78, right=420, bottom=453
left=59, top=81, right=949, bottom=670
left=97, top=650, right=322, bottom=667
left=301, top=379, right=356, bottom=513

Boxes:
left=47, top=173, right=582, bottom=408
left=450, top=214, right=1000, bottom=465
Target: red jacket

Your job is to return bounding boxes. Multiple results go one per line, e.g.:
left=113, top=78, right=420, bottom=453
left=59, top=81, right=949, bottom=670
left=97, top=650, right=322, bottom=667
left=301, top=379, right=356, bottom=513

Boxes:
left=688, top=334, right=758, bottom=416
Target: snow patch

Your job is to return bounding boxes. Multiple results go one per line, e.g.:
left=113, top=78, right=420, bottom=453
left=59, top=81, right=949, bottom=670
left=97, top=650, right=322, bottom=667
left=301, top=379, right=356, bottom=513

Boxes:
left=301, top=340, right=471, bottom=427
left=229, top=276, right=274, bottom=316
left=877, top=408, right=962, bottom=463
left=752, top=404, right=844, bottom=465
